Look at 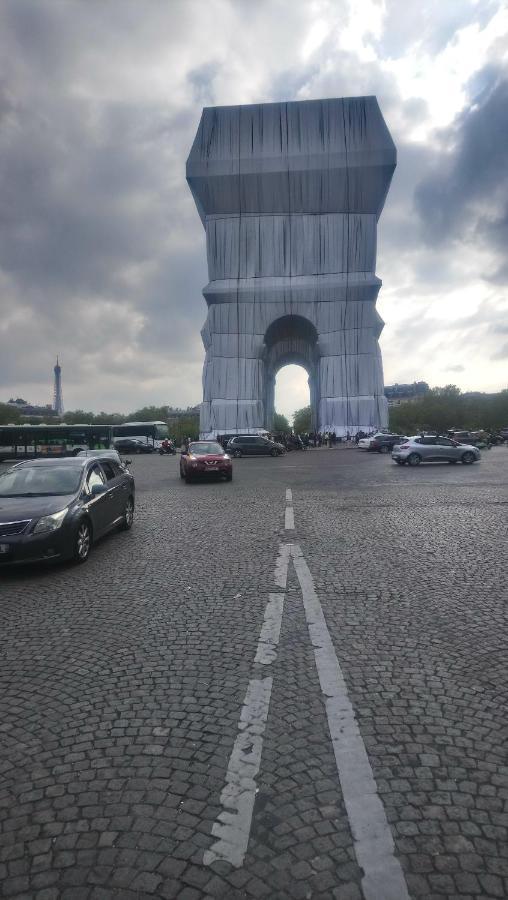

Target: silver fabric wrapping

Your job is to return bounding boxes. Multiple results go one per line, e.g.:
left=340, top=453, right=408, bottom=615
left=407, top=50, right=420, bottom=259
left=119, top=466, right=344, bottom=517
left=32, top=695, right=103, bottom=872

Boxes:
left=187, top=97, right=396, bottom=437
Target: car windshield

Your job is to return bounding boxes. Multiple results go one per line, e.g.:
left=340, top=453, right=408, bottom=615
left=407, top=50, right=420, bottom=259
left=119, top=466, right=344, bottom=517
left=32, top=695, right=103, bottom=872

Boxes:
left=189, top=442, right=224, bottom=456
left=0, top=465, right=82, bottom=497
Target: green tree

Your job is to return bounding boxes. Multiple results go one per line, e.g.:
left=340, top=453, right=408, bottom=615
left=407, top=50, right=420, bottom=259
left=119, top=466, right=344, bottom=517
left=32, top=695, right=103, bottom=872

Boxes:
left=273, top=412, right=290, bottom=432
left=93, top=411, right=125, bottom=425
left=171, top=415, right=200, bottom=444
left=388, top=386, right=508, bottom=435
left=293, top=405, right=311, bottom=433
left=127, top=405, right=169, bottom=422
left=62, top=410, right=96, bottom=424
left=0, top=403, right=21, bottom=425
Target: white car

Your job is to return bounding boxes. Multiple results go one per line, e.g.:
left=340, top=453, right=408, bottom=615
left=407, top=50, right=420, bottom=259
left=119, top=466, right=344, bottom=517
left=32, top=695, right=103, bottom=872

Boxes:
left=358, top=433, right=382, bottom=450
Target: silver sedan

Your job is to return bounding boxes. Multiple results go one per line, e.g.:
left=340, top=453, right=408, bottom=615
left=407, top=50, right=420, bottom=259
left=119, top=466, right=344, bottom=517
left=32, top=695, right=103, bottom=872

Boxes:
left=392, top=436, right=481, bottom=466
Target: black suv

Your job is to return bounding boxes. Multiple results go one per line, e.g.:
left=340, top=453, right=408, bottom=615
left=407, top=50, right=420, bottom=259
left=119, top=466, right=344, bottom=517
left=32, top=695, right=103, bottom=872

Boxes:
left=226, top=436, right=285, bottom=457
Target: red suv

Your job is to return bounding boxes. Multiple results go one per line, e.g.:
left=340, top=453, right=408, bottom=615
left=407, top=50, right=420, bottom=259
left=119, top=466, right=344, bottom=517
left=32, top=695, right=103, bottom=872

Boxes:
left=180, top=441, right=233, bottom=483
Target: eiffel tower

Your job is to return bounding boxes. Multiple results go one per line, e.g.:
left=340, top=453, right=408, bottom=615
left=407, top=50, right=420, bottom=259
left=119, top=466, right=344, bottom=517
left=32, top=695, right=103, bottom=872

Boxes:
left=53, top=356, right=64, bottom=416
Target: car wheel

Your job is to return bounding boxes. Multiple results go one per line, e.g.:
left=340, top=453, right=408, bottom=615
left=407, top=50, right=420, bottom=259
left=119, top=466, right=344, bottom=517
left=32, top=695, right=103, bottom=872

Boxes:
left=185, top=474, right=193, bottom=483
left=225, top=472, right=232, bottom=481
left=120, top=496, right=134, bottom=530
left=380, top=445, right=390, bottom=453
left=73, top=519, right=92, bottom=563
left=270, top=448, right=278, bottom=457
left=395, top=460, right=404, bottom=465
left=461, top=451, right=475, bottom=464
left=179, top=465, right=185, bottom=479
left=233, top=450, right=242, bottom=458
left=407, top=453, right=421, bottom=466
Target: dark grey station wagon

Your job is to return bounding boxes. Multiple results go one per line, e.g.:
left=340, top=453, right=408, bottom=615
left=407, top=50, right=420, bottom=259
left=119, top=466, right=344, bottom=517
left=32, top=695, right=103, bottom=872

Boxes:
left=226, top=436, right=285, bottom=457
left=0, top=456, right=134, bottom=566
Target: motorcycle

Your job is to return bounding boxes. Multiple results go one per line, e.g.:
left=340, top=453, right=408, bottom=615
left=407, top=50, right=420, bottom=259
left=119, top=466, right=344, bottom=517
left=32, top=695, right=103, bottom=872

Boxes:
left=159, top=441, right=176, bottom=455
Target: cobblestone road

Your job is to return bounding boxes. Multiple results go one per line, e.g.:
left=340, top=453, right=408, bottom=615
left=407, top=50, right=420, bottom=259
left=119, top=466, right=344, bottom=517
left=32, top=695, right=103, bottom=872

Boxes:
left=1, top=447, right=507, bottom=899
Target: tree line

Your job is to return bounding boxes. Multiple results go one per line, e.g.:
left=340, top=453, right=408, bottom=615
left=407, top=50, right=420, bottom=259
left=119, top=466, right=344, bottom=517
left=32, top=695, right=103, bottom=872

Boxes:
left=388, top=386, right=508, bottom=435
left=272, top=386, right=508, bottom=436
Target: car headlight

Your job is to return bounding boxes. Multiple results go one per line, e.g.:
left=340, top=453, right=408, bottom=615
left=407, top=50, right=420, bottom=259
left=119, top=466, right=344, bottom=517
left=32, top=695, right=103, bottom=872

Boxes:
left=33, top=507, right=68, bottom=534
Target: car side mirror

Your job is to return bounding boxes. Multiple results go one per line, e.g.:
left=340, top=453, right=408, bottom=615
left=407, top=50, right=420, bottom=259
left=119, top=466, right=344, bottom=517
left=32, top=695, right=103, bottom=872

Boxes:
left=90, top=483, right=107, bottom=497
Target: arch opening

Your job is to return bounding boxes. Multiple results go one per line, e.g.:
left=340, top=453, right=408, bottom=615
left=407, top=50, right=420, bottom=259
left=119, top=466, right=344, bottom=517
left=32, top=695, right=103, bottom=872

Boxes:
left=263, top=315, right=319, bottom=433
left=274, top=364, right=311, bottom=432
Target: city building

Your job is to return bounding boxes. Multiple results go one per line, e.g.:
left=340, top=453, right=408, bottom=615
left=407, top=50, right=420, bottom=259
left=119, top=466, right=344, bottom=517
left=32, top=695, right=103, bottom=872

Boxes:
left=6, top=398, right=59, bottom=419
left=384, top=382, right=430, bottom=407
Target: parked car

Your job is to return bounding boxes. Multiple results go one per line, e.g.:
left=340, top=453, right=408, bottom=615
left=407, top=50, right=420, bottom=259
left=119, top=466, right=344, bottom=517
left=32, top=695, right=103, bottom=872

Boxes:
left=359, top=432, right=408, bottom=453
left=358, top=433, right=376, bottom=450
left=0, top=456, right=135, bottom=566
left=392, top=435, right=481, bottom=466
left=226, top=435, right=285, bottom=457
left=180, top=440, right=232, bottom=483
left=447, top=430, right=491, bottom=449
left=113, top=438, right=153, bottom=454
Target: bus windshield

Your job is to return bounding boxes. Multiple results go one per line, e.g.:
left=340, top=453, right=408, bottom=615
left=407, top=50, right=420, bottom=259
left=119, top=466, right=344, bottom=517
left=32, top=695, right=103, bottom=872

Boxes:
left=114, top=422, right=169, bottom=442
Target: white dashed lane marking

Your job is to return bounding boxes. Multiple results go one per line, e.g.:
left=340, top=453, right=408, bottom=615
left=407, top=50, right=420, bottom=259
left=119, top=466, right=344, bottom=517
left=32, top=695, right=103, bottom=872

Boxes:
left=202, top=677, right=274, bottom=868
left=273, top=542, right=291, bottom=589
left=284, top=506, right=295, bottom=529
left=254, top=593, right=285, bottom=665
left=203, top=545, right=290, bottom=868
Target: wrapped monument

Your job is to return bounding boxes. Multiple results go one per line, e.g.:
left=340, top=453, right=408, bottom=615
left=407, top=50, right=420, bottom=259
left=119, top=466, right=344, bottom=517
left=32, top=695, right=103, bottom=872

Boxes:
left=186, top=97, right=396, bottom=438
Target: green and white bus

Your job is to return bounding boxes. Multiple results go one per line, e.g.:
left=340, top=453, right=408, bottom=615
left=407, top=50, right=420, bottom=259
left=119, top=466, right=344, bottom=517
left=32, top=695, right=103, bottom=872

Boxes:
left=0, top=421, right=170, bottom=460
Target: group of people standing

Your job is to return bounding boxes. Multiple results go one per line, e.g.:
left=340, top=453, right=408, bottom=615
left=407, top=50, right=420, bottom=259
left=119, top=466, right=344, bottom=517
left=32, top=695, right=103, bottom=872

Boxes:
left=272, top=431, right=359, bottom=448
left=298, top=431, right=358, bottom=447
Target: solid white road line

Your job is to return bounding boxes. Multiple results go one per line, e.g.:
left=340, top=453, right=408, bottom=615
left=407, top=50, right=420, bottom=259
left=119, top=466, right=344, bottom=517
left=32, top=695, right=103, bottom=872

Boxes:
left=254, top=593, right=285, bottom=665
left=285, top=488, right=292, bottom=501
left=291, top=544, right=410, bottom=900
left=203, top=677, right=273, bottom=868
left=284, top=506, right=295, bottom=530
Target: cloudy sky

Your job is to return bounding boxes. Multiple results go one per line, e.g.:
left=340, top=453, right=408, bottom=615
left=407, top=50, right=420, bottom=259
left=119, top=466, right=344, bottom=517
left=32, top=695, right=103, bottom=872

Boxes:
left=0, top=0, right=507, bottom=417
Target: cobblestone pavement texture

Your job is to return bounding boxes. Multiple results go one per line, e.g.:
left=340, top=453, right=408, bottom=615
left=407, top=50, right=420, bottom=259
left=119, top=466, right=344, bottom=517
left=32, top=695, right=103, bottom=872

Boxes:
left=1, top=447, right=507, bottom=899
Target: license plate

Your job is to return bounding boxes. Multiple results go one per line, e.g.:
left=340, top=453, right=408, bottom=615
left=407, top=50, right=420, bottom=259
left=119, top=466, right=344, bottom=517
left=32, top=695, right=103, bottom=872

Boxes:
left=0, top=544, right=10, bottom=553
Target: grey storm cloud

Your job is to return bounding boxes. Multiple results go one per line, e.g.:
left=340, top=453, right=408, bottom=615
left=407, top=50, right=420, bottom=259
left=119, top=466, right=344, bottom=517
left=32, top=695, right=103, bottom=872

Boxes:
left=415, top=67, right=508, bottom=282
left=0, top=0, right=506, bottom=412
